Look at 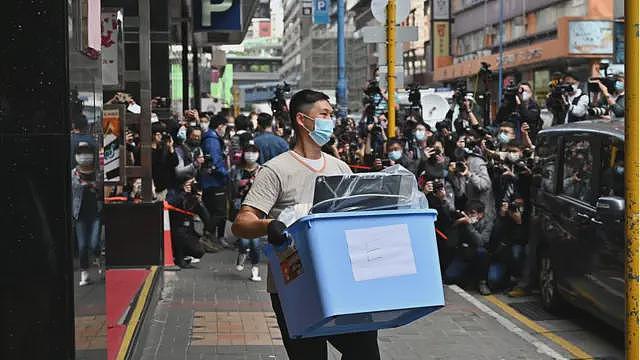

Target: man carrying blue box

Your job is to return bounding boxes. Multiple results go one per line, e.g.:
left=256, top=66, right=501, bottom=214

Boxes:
left=232, top=90, right=381, bottom=359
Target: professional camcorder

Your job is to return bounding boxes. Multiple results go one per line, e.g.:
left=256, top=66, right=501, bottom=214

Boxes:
left=406, top=84, right=422, bottom=107
left=270, top=82, right=291, bottom=114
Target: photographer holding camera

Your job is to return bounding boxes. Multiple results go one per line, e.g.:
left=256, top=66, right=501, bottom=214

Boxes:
left=591, top=71, right=625, bottom=120
left=444, top=200, right=495, bottom=295
left=448, top=140, right=496, bottom=223
left=175, top=126, right=205, bottom=182
left=496, top=81, right=542, bottom=142
left=561, top=73, right=589, bottom=123
left=489, top=142, right=531, bottom=283
left=166, top=177, right=208, bottom=268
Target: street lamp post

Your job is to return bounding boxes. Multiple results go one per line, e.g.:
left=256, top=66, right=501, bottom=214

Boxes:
left=625, top=1, right=640, bottom=359
left=387, top=0, right=397, bottom=138
left=337, top=0, right=348, bottom=119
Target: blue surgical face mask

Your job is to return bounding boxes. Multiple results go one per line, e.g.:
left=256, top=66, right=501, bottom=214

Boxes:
left=388, top=150, right=403, bottom=161
left=615, top=81, right=624, bottom=92
left=177, top=126, right=187, bottom=141
left=302, top=114, right=334, bottom=146
left=616, top=166, right=624, bottom=175
left=498, top=132, right=511, bottom=144
left=415, top=130, right=426, bottom=141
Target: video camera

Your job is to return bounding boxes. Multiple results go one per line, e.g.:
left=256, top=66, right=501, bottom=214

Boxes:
left=588, top=76, right=617, bottom=94
left=406, top=84, right=422, bottom=107
left=270, top=82, right=291, bottom=114
left=365, top=80, right=382, bottom=97
left=503, top=80, right=519, bottom=101
left=453, top=80, right=467, bottom=107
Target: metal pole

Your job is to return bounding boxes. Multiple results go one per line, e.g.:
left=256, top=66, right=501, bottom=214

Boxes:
left=386, top=0, right=397, bottom=138
left=497, top=0, right=504, bottom=108
left=139, top=0, right=153, bottom=202
left=336, top=0, right=348, bottom=119
left=625, top=1, right=640, bottom=358
left=193, top=40, right=201, bottom=111
left=181, top=0, right=190, bottom=113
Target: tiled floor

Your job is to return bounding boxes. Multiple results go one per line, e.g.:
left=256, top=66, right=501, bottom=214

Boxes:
left=75, top=315, right=107, bottom=350
left=191, top=311, right=284, bottom=346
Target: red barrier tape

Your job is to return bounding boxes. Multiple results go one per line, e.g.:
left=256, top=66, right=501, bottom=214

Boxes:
left=104, top=196, right=129, bottom=203
left=163, top=201, right=196, bottom=218
left=435, top=228, right=448, bottom=241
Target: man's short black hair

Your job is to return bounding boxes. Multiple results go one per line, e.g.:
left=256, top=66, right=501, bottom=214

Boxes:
left=289, top=89, right=330, bottom=130
left=73, top=114, right=89, bottom=131
left=212, top=114, right=227, bottom=129
left=235, top=115, right=251, bottom=131
left=257, top=113, right=273, bottom=129
left=499, top=121, right=516, bottom=130
left=465, top=200, right=485, bottom=214
left=387, top=138, right=403, bottom=148
left=519, top=81, right=533, bottom=90
left=187, top=126, right=202, bottom=138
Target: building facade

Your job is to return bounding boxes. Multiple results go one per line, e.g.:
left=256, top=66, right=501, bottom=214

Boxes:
left=281, top=0, right=368, bottom=111
left=434, top=0, right=618, bottom=102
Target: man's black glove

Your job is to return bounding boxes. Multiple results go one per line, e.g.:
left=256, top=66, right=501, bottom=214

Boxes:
left=267, top=220, right=288, bottom=246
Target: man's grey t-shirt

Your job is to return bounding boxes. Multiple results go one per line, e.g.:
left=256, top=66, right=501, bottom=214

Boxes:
left=242, top=151, right=352, bottom=292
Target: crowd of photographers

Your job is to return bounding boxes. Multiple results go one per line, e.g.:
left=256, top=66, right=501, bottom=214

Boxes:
left=328, top=69, right=624, bottom=295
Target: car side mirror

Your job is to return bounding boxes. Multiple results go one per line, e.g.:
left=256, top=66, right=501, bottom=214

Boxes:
left=596, top=196, right=624, bottom=220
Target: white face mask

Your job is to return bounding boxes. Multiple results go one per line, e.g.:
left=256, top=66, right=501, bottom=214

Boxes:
left=507, top=152, right=521, bottom=162
left=468, top=216, right=479, bottom=224
left=521, top=92, right=531, bottom=102
left=75, top=154, right=93, bottom=165
left=201, top=122, right=210, bottom=132
left=244, top=152, right=259, bottom=163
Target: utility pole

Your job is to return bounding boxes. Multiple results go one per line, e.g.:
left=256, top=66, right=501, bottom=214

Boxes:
left=386, top=0, right=397, bottom=138
left=336, top=0, right=348, bottom=119
left=625, top=1, right=639, bottom=358
left=497, top=0, right=504, bottom=108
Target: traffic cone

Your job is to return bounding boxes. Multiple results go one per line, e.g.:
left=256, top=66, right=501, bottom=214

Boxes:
left=163, top=202, right=181, bottom=271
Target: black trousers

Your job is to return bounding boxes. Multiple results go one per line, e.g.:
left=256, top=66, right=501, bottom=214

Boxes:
left=171, top=227, right=205, bottom=263
left=271, top=294, right=381, bottom=360
left=203, top=186, right=227, bottom=238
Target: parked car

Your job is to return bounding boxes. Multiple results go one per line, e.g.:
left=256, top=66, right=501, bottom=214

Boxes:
left=530, top=120, right=625, bottom=330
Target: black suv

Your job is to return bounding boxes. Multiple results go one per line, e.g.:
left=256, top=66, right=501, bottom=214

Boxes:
left=530, top=120, right=624, bottom=330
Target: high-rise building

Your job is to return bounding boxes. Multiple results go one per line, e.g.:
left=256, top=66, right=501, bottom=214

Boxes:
left=281, top=0, right=368, bottom=111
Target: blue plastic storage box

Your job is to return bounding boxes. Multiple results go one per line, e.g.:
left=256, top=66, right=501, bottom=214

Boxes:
left=264, top=209, right=444, bottom=339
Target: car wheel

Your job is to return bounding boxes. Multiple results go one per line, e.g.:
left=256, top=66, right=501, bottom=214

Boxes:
left=538, top=250, right=564, bottom=312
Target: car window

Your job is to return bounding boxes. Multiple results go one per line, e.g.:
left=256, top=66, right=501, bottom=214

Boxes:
left=599, top=136, right=624, bottom=198
left=561, top=136, right=594, bottom=204
left=535, top=134, right=558, bottom=193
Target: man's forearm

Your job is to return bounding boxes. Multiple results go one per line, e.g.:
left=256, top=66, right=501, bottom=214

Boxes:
left=232, top=212, right=271, bottom=239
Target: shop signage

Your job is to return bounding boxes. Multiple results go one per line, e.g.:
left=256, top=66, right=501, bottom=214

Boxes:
left=101, top=9, right=124, bottom=89
left=433, top=22, right=450, bottom=57
left=103, top=105, right=124, bottom=183
left=194, top=0, right=241, bottom=32
left=496, top=48, right=543, bottom=67
left=312, top=0, right=329, bottom=25
left=568, top=20, right=614, bottom=55
left=433, top=0, right=450, bottom=20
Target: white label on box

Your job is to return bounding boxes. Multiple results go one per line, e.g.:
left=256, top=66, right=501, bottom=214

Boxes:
left=345, top=224, right=417, bottom=282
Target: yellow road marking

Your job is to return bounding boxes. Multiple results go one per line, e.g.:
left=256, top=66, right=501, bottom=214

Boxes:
left=116, top=266, right=158, bottom=360
left=485, top=295, right=593, bottom=360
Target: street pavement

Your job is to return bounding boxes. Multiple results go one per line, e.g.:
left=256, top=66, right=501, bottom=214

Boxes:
left=132, top=247, right=626, bottom=360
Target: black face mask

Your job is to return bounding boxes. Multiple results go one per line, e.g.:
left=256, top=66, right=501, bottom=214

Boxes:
left=187, top=139, right=201, bottom=148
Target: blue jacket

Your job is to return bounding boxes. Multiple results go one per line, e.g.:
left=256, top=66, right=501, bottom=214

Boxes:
left=200, top=129, right=229, bottom=189
left=254, top=132, right=289, bottom=164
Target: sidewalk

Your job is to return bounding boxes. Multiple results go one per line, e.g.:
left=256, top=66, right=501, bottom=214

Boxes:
left=135, top=249, right=554, bottom=360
